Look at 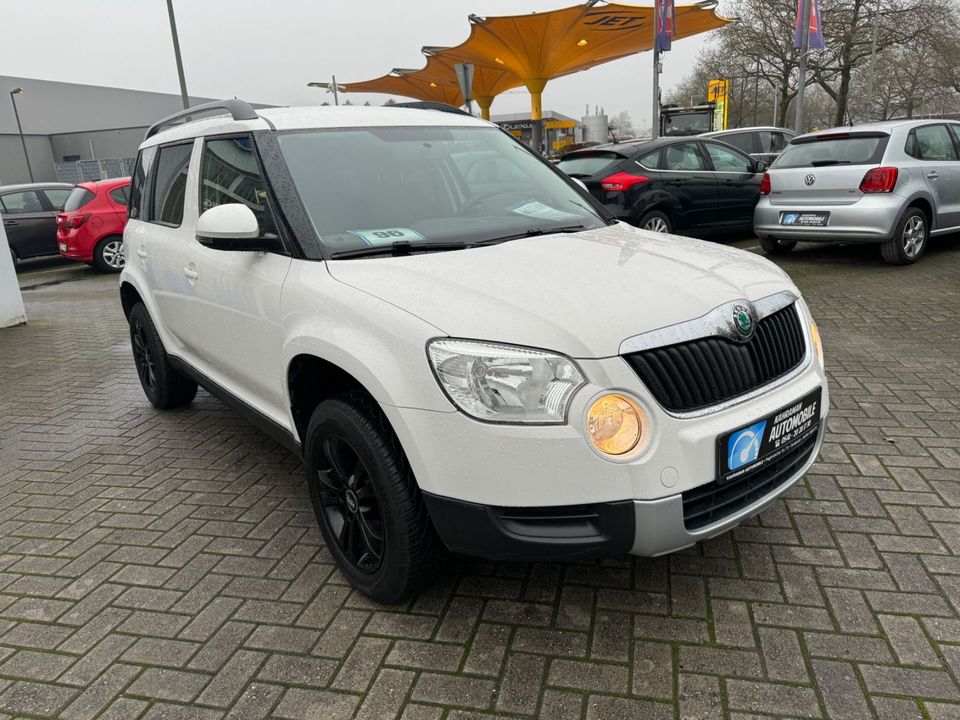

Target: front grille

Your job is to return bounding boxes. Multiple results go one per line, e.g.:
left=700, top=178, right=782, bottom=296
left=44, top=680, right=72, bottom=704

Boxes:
left=682, top=425, right=819, bottom=530
left=624, top=303, right=806, bottom=413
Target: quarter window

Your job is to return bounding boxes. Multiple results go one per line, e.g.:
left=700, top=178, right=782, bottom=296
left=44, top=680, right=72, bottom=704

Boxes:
left=758, top=131, right=789, bottom=154
left=42, top=188, right=73, bottom=210
left=0, top=191, right=44, bottom=214
left=705, top=143, right=753, bottom=173
left=151, top=143, right=192, bottom=226
left=663, top=143, right=705, bottom=171
left=637, top=149, right=662, bottom=169
left=200, top=136, right=278, bottom=239
left=906, top=125, right=959, bottom=161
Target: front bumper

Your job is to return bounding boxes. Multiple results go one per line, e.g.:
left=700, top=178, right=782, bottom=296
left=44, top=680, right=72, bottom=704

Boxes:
left=753, top=195, right=903, bottom=242
left=423, top=422, right=825, bottom=560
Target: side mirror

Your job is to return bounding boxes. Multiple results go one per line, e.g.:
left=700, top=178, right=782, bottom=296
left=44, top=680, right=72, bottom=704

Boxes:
left=196, top=204, right=278, bottom=252
left=754, top=159, right=769, bottom=173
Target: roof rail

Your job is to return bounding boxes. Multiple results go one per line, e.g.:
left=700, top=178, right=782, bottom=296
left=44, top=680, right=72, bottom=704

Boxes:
left=390, top=101, right=473, bottom=118
left=145, top=99, right=259, bottom=139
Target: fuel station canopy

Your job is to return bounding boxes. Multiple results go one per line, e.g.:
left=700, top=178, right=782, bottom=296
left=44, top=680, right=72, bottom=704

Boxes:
left=314, top=2, right=731, bottom=119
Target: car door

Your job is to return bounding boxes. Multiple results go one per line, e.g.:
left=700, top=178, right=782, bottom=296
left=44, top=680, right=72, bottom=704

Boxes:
left=0, top=190, right=57, bottom=259
left=177, top=134, right=292, bottom=423
left=659, top=142, right=717, bottom=231
left=908, top=123, right=960, bottom=229
left=702, top=141, right=761, bottom=228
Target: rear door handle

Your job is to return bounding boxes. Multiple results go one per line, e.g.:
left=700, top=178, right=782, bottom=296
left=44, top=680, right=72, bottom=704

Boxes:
left=3, top=219, right=16, bottom=227
left=927, top=171, right=940, bottom=180
left=136, top=248, right=148, bottom=258
left=183, top=266, right=199, bottom=280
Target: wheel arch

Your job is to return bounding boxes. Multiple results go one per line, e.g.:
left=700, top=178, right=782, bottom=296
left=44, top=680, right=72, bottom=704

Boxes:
left=905, top=196, right=933, bottom=228
left=287, top=353, right=371, bottom=445
left=119, top=280, right=143, bottom=320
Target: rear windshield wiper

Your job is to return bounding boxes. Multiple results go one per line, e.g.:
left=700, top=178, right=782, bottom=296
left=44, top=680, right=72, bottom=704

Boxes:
left=477, top=225, right=588, bottom=245
left=329, top=241, right=470, bottom=259
left=809, top=160, right=851, bottom=167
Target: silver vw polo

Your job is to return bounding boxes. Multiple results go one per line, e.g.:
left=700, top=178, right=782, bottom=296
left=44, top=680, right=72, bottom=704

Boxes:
left=753, top=119, right=960, bottom=265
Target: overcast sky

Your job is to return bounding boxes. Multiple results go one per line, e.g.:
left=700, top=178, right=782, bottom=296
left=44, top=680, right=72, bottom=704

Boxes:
left=2, top=0, right=719, bottom=129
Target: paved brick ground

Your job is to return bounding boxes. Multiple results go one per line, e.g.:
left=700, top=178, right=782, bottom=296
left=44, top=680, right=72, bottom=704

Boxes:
left=1, top=238, right=959, bottom=720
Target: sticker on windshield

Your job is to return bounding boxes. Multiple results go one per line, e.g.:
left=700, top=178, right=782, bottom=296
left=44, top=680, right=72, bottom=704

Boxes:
left=348, top=228, right=425, bottom=246
left=509, top=200, right=581, bottom=223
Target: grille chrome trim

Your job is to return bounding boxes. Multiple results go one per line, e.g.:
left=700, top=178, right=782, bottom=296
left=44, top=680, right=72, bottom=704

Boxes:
left=618, top=290, right=799, bottom=354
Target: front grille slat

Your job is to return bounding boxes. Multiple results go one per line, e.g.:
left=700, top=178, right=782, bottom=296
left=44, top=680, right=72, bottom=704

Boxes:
left=624, top=303, right=805, bottom=413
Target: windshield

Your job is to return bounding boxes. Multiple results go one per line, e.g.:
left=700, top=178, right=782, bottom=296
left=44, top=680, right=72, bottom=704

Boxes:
left=277, top=126, right=606, bottom=256
left=556, top=151, right=625, bottom=177
left=774, top=135, right=888, bottom=168
left=662, top=112, right=713, bottom=136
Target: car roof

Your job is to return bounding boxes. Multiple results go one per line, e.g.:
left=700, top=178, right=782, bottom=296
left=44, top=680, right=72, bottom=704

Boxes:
left=0, top=182, right=74, bottom=193
left=78, top=177, right=131, bottom=191
left=795, top=118, right=960, bottom=141
left=562, top=135, right=718, bottom=158
left=144, top=105, right=493, bottom=147
left=703, top=126, right=795, bottom=136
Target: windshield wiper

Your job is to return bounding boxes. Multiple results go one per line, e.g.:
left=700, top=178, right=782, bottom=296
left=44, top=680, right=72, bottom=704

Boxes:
left=329, top=241, right=471, bottom=259
left=476, top=225, right=588, bottom=245
left=809, top=160, right=851, bottom=167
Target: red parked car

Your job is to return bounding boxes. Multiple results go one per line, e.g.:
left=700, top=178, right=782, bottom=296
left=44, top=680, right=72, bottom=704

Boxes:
left=57, top=177, right=130, bottom=272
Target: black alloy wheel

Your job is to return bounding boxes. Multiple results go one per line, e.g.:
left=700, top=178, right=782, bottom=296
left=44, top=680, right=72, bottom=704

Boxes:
left=132, top=316, right=157, bottom=393
left=314, top=434, right=385, bottom=573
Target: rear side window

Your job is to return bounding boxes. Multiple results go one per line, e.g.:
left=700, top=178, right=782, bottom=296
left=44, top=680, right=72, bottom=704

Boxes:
left=0, top=191, right=44, bottom=214
left=774, top=135, right=888, bottom=168
left=129, top=146, right=157, bottom=220
left=43, top=188, right=73, bottom=210
left=637, top=149, right=661, bottom=169
left=63, top=188, right=95, bottom=212
left=719, top=132, right=754, bottom=154
left=200, top=136, right=278, bottom=239
left=151, top=143, right=193, bottom=226
left=905, top=125, right=959, bottom=161
left=664, top=143, right=706, bottom=171
left=758, top=131, right=790, bottom=154
left=557, top=151, right=625, bottom=177
left=109, top=186, right=129, bottom=206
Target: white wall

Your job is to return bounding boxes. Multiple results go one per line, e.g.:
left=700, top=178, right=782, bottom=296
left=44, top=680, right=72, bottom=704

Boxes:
left=0, top=223, right=27, bottom=328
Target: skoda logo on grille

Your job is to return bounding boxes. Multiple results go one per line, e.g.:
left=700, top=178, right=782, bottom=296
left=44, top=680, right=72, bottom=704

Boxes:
left=804, top=173, right=816, bottom=186
left=732, top=305, right=754, bottom=340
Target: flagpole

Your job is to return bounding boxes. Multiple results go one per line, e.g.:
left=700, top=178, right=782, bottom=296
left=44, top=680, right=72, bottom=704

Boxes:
left=794, top=0, right=811, bottom=133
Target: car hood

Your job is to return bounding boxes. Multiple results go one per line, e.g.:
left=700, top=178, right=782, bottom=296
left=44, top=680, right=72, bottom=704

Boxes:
left=326, top=222, right=797, bottom=358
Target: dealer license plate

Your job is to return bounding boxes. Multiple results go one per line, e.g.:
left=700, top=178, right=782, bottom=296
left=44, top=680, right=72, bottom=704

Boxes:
left=780, top=211, right=829, bottom=226
left=717, top=388, right=821, bottom=484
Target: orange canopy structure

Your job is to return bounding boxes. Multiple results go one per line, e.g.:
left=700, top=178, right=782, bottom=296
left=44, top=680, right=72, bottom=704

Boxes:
left=314, top=2, right=731, bottom=120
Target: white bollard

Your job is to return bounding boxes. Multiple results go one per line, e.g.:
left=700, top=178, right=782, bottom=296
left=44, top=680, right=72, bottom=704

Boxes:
left=0, top=223, right=27, bottom=328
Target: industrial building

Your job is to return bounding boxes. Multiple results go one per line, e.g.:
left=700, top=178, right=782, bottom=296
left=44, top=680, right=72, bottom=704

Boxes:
left=0, top=75, right=221, bottom=185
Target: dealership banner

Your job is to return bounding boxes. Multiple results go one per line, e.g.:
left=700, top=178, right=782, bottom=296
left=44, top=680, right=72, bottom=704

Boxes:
left=655, top=0, right=676, bottom=52
left=794, top=0, right=826, bottom=49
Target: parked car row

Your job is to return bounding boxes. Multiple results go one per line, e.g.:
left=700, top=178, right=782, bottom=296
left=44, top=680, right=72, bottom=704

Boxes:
left=558, top=119, right=960, bottom=265
left=1, top=177, right=131, bottom=272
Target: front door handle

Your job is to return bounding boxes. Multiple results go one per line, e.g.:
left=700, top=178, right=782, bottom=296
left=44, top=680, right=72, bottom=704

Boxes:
left=927, top=171, right=940, bottom=180
left=136, top=248, right=148, bottom=259
left=183, top=266, right=199, bottom=280
left=3, top=219, right=16, bottom=227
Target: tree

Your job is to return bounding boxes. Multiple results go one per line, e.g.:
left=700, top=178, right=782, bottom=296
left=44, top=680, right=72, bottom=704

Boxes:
left=608, top=111, right=636, bottom=140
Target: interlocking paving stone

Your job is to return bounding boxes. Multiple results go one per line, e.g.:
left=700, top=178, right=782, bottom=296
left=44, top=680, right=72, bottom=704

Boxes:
left=0, top=240, right=959, bottom=718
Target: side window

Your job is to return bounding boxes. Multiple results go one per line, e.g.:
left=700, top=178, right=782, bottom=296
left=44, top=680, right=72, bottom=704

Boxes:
left=42, top=188, right=72, bottom=210
left=637, top=149, right=662, bottom=169
left=129, top=146, right=157, bottom=220
left=705, top=143, right=753, bottom=173
left=758, top=131, right=787, bottom=154
left=721, top=132, right=754, bottom=155
left=663, top=143, right=706, bottom=171
left=0, top=191, right=44, bottom=214
left=200, top=136, right=278, bottom=238
left=907, top=125, right=959, bottom=161
left=151, top=143, right=193, bottom=226
left=109, top=186, right=129, bottom=206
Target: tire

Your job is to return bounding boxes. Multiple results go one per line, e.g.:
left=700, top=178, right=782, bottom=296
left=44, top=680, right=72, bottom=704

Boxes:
left=305, top=394, right=439, bottom=603
left=128, top=303, right=198, bottom=409
left=760, top=237, right=797, bottom=255
left=881, top=207, right=928, bottom=265
left=639, top=210, right=671, bottom=234
left=93, top=236, right=125, bottom=273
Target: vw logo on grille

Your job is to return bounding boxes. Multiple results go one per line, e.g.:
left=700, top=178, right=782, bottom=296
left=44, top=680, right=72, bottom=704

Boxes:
left=804, top=173, right=816, bottom=186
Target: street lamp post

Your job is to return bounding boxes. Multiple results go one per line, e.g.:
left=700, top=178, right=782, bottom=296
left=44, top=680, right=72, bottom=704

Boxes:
left=9, top=88, right=33, bottom=183
left=165, top=0, right=190, bottom=110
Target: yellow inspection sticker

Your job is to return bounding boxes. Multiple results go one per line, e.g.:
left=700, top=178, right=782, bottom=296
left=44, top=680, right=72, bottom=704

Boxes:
left=348, top=228, right=425, bottom=246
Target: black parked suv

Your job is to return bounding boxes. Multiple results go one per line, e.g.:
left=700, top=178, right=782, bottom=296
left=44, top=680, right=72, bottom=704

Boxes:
left=557, top=137, right=764, bottom=237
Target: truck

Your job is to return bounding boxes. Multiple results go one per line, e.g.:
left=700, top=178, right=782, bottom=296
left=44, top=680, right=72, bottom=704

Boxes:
left=660, top=102, right=718, bottom=136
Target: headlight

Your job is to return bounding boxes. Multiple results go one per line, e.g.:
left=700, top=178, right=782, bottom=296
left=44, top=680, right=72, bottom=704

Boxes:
left=809, top=319, right=824, bottom=368
left=427, top=339, right=585, bottom=424
left=587, top=394, right=645, bottom=456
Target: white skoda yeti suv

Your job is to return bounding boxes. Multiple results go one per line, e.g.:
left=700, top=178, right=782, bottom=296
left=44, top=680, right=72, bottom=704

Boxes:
left=120, top=100, right=828, bottom=603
